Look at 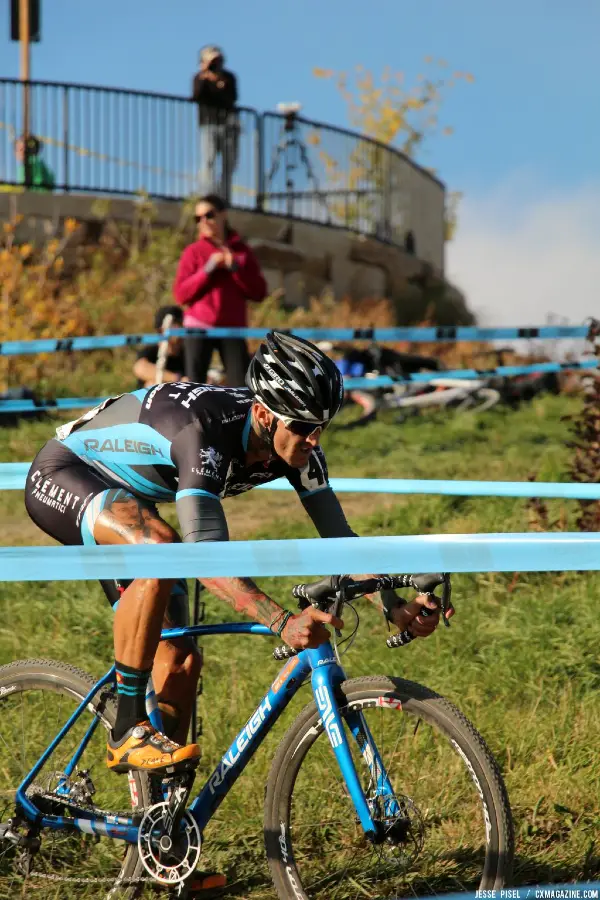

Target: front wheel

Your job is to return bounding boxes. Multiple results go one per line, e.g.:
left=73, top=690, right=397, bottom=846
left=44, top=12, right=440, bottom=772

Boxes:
left=265, top=675, right=513, bottom=899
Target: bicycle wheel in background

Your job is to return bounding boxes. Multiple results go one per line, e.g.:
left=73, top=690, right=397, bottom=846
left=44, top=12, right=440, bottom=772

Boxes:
left=334, top=390, right=379, bottom=430
left=265, top=675, right=513, bottom=900
left=452, top=387, right=501, bottom=413
left=0, top=659, right=156, bottom=899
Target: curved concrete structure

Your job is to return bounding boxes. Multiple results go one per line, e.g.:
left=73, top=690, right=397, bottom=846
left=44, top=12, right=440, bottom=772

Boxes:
left=0, top=189, right=473, bottom=324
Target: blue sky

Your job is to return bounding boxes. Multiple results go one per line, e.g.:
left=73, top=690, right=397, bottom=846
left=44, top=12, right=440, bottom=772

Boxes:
left=1, top=0, right=598, bottom=193
left=2, top=0, right=599, bottom=324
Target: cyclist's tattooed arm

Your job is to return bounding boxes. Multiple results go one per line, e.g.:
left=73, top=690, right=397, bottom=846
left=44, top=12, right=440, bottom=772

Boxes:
left=200, top=577, right=286, bottom=630
left=200, top=578, right=330, bottom=647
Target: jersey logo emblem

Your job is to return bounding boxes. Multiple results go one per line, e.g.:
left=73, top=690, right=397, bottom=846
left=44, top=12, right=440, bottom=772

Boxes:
left=198, top=447, right=224, bottom=472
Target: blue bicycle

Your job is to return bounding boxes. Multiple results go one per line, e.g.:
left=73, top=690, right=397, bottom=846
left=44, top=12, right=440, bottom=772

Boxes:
left=0, top=573, right=513, bottom=899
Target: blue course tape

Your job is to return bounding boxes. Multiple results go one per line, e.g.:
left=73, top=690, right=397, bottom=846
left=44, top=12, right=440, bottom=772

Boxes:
left=0, top=397, right=105, bottom=414
left=344, top=359, right=598, bottom=389
left=0, top=463, right=30, bottom=490
left=1, top=533, right=600, bottom=581
left=0, top=334, right=161, bottom=356
left=0, top=325, right=593, bottom=356
left=1, top=359, right=596, bottom=416
left=4, top=463, right=600, bottom=499
left=258, top=478, right=600, bottom=500
left=5, top=464, right=600, bottom=500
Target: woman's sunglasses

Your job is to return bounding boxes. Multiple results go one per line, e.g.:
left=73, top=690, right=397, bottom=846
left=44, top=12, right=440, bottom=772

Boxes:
left=195, top=209, right=217, bottom=223
left=285, top=419, right=327, bottom=438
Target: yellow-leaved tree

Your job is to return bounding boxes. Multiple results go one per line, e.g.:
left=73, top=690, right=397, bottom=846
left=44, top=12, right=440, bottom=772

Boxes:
left=312, top=60, right=473, bottom=240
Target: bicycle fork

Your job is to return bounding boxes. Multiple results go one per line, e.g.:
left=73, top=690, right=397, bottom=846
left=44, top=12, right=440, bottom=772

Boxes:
left=308, top=651, right=397, bottom=843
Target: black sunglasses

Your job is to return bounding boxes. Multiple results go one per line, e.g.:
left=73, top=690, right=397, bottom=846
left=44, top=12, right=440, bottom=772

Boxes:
left=195, top=209, right=217, bottom=223
left=286, top=419, right=327, bottom=438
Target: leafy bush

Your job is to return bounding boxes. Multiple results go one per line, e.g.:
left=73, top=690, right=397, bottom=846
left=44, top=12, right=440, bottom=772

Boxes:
left=1, top=202, right=549, bottom=398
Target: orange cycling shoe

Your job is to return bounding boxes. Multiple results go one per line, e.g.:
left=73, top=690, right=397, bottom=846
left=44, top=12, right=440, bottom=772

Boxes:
left=106, top=722, right=201, bottom=774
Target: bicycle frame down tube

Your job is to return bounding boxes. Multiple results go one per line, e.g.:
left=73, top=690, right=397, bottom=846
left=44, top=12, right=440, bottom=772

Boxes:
left=307, top=648, right=378, bottom=838
left=189, top=649, right=312, bottom=832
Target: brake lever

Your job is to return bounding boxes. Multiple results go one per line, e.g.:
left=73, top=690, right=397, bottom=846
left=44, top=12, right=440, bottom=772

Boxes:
left=387, top=572, right=452, bottom=649
left=441, top=573, right=452, bottom=628
left=386, top=597, right=437, bottom=648
left=300, top=590, right=344, bottom=640
left=331, top=587, right=345, bottom=640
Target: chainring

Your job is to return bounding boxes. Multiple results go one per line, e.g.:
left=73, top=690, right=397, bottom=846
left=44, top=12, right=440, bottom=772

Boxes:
left=138, top=801, right=201, bottom=886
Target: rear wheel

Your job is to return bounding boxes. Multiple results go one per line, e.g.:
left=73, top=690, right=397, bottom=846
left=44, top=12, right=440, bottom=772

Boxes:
left=265, top=675, right=513, bottom=899
left=0, top=659, right=156, bottom=899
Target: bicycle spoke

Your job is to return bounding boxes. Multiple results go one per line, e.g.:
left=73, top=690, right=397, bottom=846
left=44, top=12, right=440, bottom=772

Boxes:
left=273, top=683, right=506, bottom=899
left=20, top=694, right=26, bottom=777
left=0, top=675, right=145, bottom=899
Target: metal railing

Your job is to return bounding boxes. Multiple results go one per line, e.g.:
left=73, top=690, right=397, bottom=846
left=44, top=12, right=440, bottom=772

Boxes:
left=0, top=78, right=445, bottom=268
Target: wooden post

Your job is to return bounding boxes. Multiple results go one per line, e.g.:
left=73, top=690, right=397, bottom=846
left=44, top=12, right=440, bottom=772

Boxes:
left=19, top=0, right=32, bottom=186
left=19, top=0, right=31, bottom=137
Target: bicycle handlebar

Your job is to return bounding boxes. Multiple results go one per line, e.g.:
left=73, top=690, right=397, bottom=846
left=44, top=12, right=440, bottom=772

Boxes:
left=272, top=573, right=452, bottom=660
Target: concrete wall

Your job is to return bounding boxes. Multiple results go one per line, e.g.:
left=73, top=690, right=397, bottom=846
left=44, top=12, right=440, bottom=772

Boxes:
left=0, top=190, right=472, bottom=322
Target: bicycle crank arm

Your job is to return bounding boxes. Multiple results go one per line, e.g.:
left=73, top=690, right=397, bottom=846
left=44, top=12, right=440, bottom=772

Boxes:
left=163, top=771, right=196, bottom=838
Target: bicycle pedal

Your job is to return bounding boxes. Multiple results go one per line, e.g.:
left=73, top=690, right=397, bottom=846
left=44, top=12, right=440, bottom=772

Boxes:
left=164, top=768, right=196, bottom=786
left=164, top=759, right=199, bottom=777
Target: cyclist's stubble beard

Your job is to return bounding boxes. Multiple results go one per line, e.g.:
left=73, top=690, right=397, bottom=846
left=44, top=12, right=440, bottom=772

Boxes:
left=249, top=411, right=315, bottom=468
left=273, top=422, right=317, bottom=468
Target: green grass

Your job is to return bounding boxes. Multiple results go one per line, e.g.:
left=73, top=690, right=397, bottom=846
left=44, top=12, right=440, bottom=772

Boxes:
left=0, top=394, right=599, bottom=897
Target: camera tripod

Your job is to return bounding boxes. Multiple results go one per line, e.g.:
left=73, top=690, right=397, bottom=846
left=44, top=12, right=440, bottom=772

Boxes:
left=264, top=112, right=331, bottom=222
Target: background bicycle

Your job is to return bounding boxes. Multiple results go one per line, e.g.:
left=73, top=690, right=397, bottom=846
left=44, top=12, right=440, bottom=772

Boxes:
left=332, top=344, right=501, bottom=429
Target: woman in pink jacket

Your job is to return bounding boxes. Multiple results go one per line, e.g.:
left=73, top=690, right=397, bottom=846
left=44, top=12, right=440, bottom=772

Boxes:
left=173, top=194, right=268, bottom=385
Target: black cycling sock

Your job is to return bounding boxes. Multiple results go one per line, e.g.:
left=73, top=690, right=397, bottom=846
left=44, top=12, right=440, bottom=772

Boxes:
left=113, top=662, right=152, bottom=742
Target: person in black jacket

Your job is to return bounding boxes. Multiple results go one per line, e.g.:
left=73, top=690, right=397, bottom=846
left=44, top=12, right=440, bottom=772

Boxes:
left=133, top=306, right=187, bottom=389
left=193, top=46, right=239, bottom=202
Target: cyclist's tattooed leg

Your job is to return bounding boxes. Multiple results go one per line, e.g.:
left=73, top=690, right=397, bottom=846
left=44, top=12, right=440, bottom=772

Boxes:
left=201, top=577, right=286, bottom=630
left=95, top=494, right=156, bottom=543
left=93, top=501, right=203, bottom=743
left=153, top=595, right=202, bottom=743
left=93, top=503, right=178, bottom=690
left=153, top=640, right=203, bottom=744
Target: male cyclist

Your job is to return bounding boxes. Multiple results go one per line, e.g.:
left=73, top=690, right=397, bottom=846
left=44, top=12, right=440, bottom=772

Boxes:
left=25, top=332, right=451, bottom=776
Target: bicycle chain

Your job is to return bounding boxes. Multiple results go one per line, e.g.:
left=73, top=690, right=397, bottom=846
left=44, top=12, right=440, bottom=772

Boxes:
left=28, top=786, right=143, bottom=822
left=29, top=871, right=153, bottom=884
left=22, top=789, right=153, bottom=885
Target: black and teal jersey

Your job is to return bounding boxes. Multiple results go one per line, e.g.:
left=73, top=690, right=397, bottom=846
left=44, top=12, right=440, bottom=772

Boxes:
left=54, top=382, right=344, bottom=542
